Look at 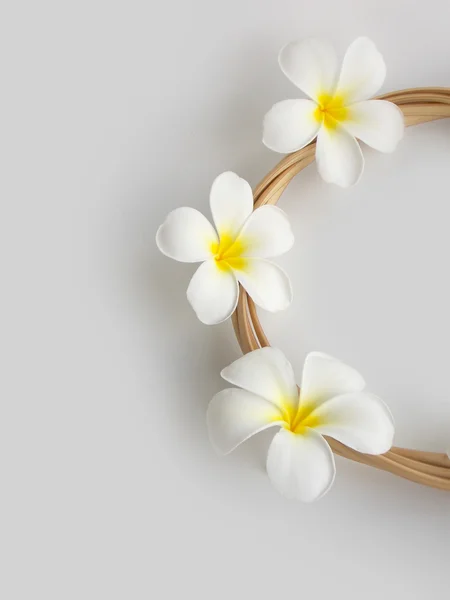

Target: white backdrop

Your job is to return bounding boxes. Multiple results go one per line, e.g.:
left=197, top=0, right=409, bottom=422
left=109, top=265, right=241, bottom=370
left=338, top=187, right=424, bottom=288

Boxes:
left=2, top=0, right=450, bottom=598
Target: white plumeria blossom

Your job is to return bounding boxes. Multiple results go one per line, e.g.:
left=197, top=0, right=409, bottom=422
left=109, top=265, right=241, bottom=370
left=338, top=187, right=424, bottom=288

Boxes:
left=263, top=37, right=405, bottom=187
left=207, top=348, right=394, bottom=501
left=156, top=172, right=294, bottom=324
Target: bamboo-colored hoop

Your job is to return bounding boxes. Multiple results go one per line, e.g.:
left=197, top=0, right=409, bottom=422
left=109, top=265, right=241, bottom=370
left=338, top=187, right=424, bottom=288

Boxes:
left=232, top=87, right=450, bottom=491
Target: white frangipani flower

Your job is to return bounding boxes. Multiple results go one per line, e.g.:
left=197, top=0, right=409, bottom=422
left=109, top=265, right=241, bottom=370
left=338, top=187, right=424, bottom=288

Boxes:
left=207, top=348, right=394, bottom=501
left=156, top=172, right=294, bottom=324
left=263, top=37, right=405, bottom=187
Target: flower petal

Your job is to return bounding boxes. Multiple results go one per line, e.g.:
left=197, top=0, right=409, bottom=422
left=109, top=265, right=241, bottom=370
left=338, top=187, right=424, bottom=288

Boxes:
left=263, top=99, right=321, bottom=153
left=207, top=388, right=284, bottom=454
left=278, top=38, right=339, bottom=101
left=233, top=259, right=292, bottom=312
left=311, top=392, right=395, bottom=454
left=316, top=124, right=364, bottom=187
left=344, top=100, right=404, bottom=153
left=300, top=352, right=365, bottom=409
left=186, top=260, right=238, bottom=324
left=210, top=172, right=254, bottom=240
left=156, top=207, right=218, bottom=262
left=221, top=347, right=299, bottom=413
left=335, top=37, right=386, bottom=104
left=236, top=205, right=294, bottom=258
left=266, top=428, right=336, bottom=501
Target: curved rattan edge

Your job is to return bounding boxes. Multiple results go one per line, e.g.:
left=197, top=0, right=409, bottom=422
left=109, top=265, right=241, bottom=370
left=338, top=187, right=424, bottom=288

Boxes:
left=232, top=87, right=450, bottom=491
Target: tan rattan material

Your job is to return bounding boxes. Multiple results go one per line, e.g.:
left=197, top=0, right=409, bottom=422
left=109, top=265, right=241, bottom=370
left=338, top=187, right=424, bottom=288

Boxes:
left=232, top=87, right=450, bottom=490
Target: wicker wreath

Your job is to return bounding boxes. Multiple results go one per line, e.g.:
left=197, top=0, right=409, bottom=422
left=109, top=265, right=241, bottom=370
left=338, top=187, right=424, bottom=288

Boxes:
left=231, top=87, right=450, bottom=492
left=157, top=34, right=450, bottom=501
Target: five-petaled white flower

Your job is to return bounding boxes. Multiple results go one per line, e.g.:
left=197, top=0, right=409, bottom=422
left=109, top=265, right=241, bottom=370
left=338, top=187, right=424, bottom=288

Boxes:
left=207, top=348, right=394, bottom=501
left=263, top=37, right=405, bottom=187
left=156, top=172, right=294, bottom=324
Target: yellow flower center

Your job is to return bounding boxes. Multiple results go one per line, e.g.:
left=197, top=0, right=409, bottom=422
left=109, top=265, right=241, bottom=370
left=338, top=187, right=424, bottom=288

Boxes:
left=211, top=232, right=248, bottom=271
left=280, top=396, right=323, bottom=434
left=314, top=93, right=348, bottom=130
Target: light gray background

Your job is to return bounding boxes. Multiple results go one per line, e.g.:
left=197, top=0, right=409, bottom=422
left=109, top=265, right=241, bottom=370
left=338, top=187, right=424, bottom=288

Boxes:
left=2, top=0, right=450, bottom=598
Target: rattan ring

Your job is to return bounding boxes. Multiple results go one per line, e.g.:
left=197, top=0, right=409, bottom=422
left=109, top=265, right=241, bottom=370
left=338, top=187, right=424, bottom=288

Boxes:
left=231, top=87, right=450, bottom=491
